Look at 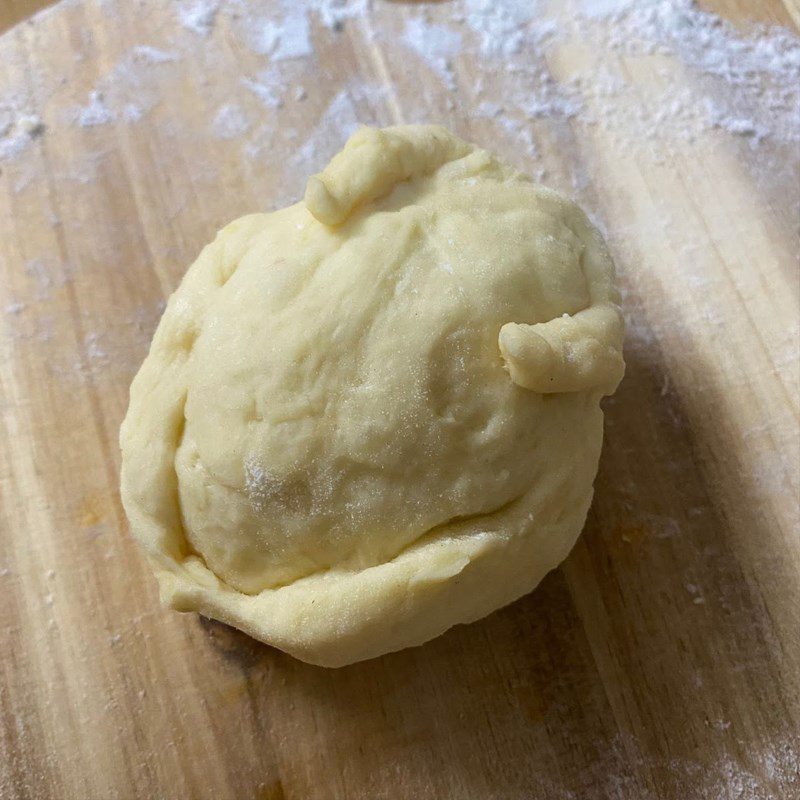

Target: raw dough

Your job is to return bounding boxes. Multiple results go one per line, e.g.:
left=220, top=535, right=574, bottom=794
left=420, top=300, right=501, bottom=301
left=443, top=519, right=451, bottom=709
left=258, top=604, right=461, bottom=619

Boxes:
left=119, top=125, right=624, bottom=667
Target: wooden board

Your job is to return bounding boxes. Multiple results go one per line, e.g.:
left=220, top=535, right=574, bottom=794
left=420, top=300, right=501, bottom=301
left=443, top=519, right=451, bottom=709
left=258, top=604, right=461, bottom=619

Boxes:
left=0, top=1, right=54, bottom=35
left=1, top=1, right=798, bottom=798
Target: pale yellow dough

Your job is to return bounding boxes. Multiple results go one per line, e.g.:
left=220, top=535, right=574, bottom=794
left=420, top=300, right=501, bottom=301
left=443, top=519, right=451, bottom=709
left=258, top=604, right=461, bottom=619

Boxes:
left=119, top=125, right=624, bottom=667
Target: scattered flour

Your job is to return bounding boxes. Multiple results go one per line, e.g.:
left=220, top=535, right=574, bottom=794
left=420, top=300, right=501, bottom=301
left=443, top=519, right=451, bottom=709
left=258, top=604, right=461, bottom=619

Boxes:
left=76, top=91, right=114, bottom=127
left=72, top=45, right=186, bottom=131
left=310, top=0, right=371, bottom=32
left=212, top=103, right=250, bottom=139
left=24, top=258, right=54, bottom=300
left=122, top=103, right=145, bottom=123
left=177, top=0, right=219, bottom=37
left=3, top=0, right=796, bottom=169
left=0, top=104, right=44, bottom=160
left=570, top=0, right=800, bottom=145
left=596, top=730, right=800, bottom=800
left=241, top=76, right=284, bottom=109
left=249, top=2, right=312, bottom=60
left=84, top=332, right=108, bottom=363
left=402, top=17, right=462, bottom=89
left=131, top=45, right=179, bottom=65
left=462, top=0, right=539, bottom=57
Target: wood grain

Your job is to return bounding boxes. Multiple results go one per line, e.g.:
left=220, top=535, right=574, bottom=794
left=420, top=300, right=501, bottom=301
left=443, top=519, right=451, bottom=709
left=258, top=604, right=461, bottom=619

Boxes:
left=701, top=0, right=797, bottom=26
left=1, top=1, right=798, bottom=799
left=0, top=0, right=53, bottom=33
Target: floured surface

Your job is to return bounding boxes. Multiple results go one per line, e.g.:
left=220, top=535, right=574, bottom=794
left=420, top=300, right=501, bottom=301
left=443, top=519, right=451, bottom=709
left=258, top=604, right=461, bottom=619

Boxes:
left=0, top=0, right=798, bottom=798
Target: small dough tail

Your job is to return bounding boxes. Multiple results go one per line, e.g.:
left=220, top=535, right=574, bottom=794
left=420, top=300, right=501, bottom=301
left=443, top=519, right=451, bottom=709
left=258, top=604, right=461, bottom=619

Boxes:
left=499, top=304, right=625, bottom=395
left=304, top=125, right=472, bottom=226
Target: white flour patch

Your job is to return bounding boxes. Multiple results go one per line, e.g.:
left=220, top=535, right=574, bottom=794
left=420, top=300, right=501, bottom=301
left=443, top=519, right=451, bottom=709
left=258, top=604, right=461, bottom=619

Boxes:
left=177, top=0, right=219, bottom=37
left=84, top=332, right=109, bottom=364
left=131, top=45, right=179, bottom=65
left=212, top=103, right=250, bottom=139
left=248, top=3, right=312, bottom=60
left=310, top=0, right=371, bottom=32
left=571, top=0, right=800, bottom=146
left=403, top=17, right=462, bottom=61
left=75, top=91, right=115, bottom=127
left=402, top=18, right=462, bottom=89
left=0, top=105, right=44, bottom=160
left=122, top=103, right=144, bottom=123
left=241, top=76, right=284, bottom=109
left=24, top=258, right=55, bottom=301
left=69, top=45, right=185, bottom=131
left=463, top=0, right=542, bottom=58
left=574, top=0, right=631, bottom=18
left=3, top=0, right=793, bottom=177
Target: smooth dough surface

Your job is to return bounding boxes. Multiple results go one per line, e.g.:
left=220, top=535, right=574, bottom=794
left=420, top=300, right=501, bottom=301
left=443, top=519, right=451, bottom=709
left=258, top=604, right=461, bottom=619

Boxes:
left=119, top=125, right=624, bottom=667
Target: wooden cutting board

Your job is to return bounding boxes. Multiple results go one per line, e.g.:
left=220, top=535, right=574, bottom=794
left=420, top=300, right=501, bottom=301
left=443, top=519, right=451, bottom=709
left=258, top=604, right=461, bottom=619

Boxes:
left=1, top=1, right=798, bottom=798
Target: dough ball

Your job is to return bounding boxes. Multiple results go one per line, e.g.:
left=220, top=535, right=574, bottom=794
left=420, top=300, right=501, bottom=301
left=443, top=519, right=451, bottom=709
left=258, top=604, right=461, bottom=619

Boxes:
left=119, top=125, right=624, bottom=667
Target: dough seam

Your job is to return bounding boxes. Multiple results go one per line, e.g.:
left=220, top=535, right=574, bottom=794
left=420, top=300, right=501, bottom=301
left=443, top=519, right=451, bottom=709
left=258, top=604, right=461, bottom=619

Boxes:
left=171, top=438, right=528, bottom=596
